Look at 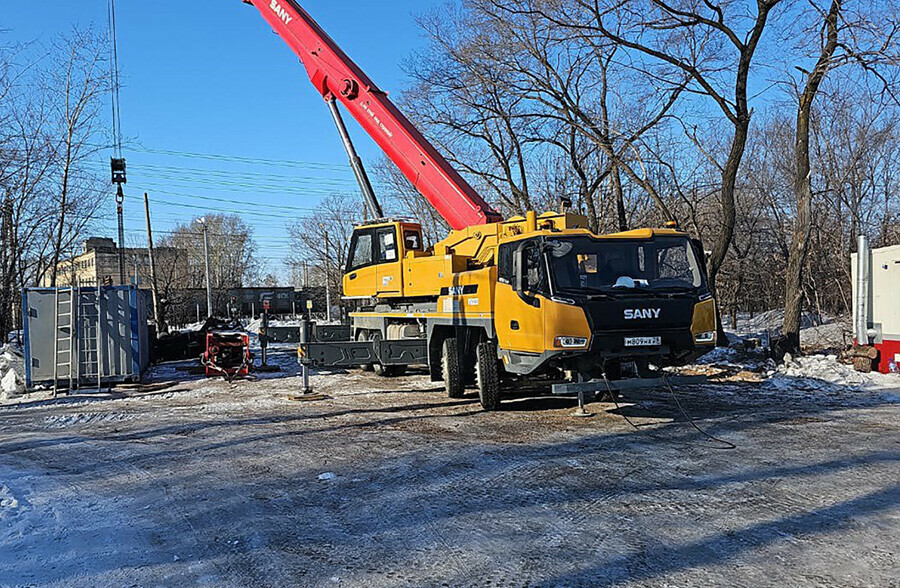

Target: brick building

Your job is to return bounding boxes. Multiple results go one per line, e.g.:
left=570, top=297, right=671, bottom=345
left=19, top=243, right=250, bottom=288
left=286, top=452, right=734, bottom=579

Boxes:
left=43, top=237, right=188, bottom=288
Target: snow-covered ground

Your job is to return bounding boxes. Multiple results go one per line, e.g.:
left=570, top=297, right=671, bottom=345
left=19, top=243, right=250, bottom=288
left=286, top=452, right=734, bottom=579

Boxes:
left=1, top=311, right=898, bottom=586
left=0, top=344, right=897, bottom=587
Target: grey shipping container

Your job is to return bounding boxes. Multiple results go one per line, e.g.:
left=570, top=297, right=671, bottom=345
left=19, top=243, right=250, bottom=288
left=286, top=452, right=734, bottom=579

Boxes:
left=23, top=286, right=151, bottom=389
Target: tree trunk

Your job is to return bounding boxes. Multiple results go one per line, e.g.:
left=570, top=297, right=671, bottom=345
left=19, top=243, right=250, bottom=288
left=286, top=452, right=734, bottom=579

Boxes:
left=50, top=141, right=73, bottom=288
left=783, top=0, right=841, bottom=354
left=0, top=194, right=12, bottom=340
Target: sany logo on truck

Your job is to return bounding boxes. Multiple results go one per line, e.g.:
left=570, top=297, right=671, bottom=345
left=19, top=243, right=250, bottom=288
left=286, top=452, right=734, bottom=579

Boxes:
left=624, top=308, right=661, bottom=320
left=269, top=1, right=294, bottom=25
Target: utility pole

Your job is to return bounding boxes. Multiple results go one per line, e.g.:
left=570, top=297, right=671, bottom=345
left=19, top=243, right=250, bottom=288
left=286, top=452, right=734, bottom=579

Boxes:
left=198, top=218, right=213, bottom=319
left=144, top=193, right=166, bottom=333
left=323, top=229, right=332, bottom=324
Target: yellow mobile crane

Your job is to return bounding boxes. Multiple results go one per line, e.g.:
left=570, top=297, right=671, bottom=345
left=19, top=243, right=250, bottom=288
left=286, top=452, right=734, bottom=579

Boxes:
left=244, top=0, right=718, bottom=410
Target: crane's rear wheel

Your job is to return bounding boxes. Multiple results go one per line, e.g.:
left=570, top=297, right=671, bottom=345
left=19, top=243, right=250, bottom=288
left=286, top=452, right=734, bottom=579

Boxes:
left=476, top=341, right=501, bottom=411
left=442, top=337, right=465, bottom=399
left=357, top=330, right=374, bottom=372
left=371, top=331, right=406, bottom=377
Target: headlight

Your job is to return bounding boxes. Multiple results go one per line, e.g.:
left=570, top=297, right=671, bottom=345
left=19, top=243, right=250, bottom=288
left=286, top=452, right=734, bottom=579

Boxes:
left=554, top=336, right=589, bottom=349
left=694, top=331, right=716, bottom=344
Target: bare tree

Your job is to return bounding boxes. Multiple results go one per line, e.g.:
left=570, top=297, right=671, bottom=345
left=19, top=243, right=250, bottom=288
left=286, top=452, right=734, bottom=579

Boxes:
left=403, top=5, right=542, bottom=215
left=782, top=0, right=900, bottom=352
left=0, top=28, right=109, bottom=340
left=162, top=214, right=261, bottom=315
left=46, top=28, right=110, bottom=287
left=518, top=0, right=782, bottom=301
left=285, top=193, right=357, bottom=316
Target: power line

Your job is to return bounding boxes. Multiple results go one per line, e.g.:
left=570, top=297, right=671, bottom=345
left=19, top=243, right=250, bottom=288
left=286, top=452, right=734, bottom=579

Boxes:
left=84, top=161, right=376, bottom=189
left=134, top=188, right=365, bottom=214
left=130, top=145, right=353, bottom=172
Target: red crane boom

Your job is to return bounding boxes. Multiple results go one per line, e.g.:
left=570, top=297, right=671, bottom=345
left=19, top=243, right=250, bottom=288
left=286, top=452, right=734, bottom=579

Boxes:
left=243, top=0, right=503, bottom=230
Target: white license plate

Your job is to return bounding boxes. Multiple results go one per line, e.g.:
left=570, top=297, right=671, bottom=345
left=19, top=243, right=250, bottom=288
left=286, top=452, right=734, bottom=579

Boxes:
left=625, top=336, right=662, bottom=347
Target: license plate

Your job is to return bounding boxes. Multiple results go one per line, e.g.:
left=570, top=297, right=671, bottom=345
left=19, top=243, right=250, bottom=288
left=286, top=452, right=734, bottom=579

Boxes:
left=625, top=336, right=662, bottom=347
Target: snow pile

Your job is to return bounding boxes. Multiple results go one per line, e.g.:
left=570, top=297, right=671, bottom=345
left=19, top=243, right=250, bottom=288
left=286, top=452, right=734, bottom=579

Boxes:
left=696, top=345, right=746, bottom=365
left=770, top=353, right=898, bottom=391
left=799, top=322, right=849, bottom=351
left=685, top=345, right=898, bottom=391
left=0, top=344, right=26, bottom=399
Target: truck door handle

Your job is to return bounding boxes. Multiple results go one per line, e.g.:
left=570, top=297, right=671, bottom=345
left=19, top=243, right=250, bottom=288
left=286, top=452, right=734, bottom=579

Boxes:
left=349, top=273, right=357, bottom=280
left=510, top=320, right=519, bottom=330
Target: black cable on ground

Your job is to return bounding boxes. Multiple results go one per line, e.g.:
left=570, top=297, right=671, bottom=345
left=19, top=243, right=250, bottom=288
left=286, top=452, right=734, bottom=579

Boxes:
left=602, top=373, right=736, bottom=450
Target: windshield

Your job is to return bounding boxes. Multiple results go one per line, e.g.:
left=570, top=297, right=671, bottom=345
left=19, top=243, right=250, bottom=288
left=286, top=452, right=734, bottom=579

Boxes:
left=546, top=236, right=705, bottom=293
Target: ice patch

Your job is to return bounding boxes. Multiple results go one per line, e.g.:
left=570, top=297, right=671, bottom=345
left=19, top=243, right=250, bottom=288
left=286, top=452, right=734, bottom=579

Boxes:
left=43, top=412, right=139, bottom=429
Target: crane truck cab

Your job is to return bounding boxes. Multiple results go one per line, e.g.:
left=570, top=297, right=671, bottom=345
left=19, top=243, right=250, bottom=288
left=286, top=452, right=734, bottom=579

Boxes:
left=494, top=228, right=717, bottom=383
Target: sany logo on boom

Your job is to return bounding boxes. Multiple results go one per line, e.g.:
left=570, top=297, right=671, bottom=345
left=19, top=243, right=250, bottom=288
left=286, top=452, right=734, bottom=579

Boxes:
left=269, top=1, right=294, bottom=25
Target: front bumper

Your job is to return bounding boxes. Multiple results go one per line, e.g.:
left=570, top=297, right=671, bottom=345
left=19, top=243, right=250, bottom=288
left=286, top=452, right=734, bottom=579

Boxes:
left=500, top=327, right=713, bottom=376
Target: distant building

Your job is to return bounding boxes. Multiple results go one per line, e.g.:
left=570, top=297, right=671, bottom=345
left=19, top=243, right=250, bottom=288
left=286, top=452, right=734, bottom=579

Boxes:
left=43, top=237, right=188, bottom=288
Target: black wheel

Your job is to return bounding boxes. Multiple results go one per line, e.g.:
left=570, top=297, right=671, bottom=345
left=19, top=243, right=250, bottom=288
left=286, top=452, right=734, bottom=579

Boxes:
left=371, top=332, right=407, bottom=377
left=357, top=330, right=374, bottom=372
left=442, top=337, right=465, bottom=398
left=604, top=360, right=623, bottom=381
left=475, top=341, right=501, bottom=411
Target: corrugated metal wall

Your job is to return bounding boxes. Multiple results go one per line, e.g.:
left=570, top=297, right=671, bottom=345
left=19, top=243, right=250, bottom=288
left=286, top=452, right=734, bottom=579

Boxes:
left=23, top=286, right=150, bottom=389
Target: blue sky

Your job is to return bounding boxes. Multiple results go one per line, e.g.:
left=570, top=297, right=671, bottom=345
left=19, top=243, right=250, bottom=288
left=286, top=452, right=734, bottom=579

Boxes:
left=3, top=0, right=438, bottom=278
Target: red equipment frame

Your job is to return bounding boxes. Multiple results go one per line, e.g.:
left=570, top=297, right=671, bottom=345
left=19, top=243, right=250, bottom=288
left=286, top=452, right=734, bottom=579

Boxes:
left=202, top=331, right=252, bottom=380
left=243, top=0, right=503, bottom=230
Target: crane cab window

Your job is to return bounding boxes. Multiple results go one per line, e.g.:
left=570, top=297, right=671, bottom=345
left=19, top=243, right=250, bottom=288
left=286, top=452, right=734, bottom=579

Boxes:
left=347, top=230, right=374, bottom=272
left=376, top=227, right=398, bottom=262
left=524, top=243, right=548, bottom=294
left=404, top=229, right=423, bottom=251
left=347, top=225, right=405, bottom=273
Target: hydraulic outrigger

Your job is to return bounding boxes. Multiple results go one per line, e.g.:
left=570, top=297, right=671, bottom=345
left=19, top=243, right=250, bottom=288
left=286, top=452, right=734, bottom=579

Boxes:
left=243, top=0, right=719, bottom=410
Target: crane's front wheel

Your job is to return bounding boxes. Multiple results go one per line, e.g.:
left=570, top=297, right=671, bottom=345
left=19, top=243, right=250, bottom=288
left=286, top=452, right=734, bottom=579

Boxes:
left=476, top=341, right=501, bottom=411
